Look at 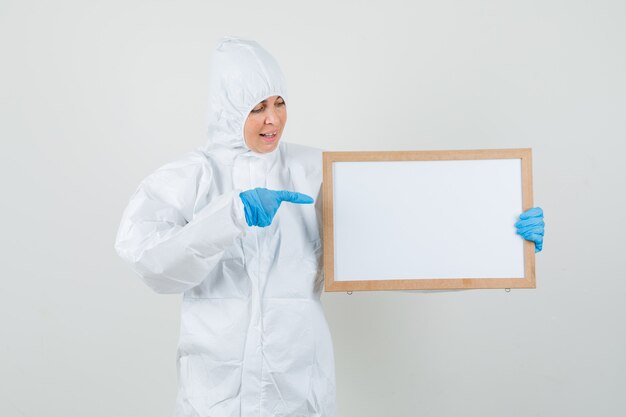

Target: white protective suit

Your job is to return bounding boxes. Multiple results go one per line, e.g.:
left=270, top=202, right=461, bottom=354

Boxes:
left=114, top=37, right=336, bottom=417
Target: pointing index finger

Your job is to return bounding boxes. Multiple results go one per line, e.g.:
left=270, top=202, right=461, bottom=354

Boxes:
left=276, top=191, right=314, bottom=204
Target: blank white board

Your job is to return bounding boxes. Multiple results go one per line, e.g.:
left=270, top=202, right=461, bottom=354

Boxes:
left=322, top=149, right=535, bottom=291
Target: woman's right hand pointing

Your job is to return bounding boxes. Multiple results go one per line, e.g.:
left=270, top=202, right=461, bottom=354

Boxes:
left=239, top=187, right=314, bottom=227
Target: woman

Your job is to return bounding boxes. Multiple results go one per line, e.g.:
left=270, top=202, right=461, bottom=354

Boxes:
left=115, top=37, right=334, bottom=416
left=115, top=36, right=544, bottom=417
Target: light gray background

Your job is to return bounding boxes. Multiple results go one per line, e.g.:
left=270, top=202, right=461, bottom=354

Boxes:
left=1, top=1, right=624, bottom=416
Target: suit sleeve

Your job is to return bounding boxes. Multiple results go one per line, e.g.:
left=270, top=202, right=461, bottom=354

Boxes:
left=113, top=159, right=248, bottom=294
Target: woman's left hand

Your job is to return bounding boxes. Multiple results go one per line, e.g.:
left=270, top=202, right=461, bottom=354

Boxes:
left=515, top=207, right=545, bottom=253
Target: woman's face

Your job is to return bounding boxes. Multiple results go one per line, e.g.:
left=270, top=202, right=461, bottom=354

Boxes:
left=243, top=95, right=287, bottom=153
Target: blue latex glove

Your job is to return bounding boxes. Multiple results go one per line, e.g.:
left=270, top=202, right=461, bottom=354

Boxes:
left=239, top=187, right=314, bottom=227
left=515, top=207, right=545, bottom=253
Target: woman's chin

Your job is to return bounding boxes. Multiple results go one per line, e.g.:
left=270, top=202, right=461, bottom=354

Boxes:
left=255, top=138, right=281, bottom=153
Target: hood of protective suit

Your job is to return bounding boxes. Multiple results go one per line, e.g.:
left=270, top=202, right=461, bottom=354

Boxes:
left=203, top=36, right=288, bottom=153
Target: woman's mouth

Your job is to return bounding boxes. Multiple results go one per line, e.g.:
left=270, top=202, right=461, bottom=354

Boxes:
left=260, top=130, right=278, bottom=143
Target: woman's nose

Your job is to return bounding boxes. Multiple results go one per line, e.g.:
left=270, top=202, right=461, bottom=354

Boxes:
left=264, top=107, right=278, bottom=124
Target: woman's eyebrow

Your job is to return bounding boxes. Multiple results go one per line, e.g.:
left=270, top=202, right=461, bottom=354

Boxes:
left=256, top=97, right=283, bottom=105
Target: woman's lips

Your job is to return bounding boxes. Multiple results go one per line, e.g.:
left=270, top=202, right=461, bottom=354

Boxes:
left=260, top=130, right=278, bottom=143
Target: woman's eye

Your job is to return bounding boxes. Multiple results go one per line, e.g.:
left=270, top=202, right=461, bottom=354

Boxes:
left=251, top=106, right=264, bottom=113
left=276, top=100, right=285, bottom=106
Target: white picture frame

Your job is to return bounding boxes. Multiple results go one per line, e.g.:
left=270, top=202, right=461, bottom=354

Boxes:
left=322, top=149, right=536, bottom=291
